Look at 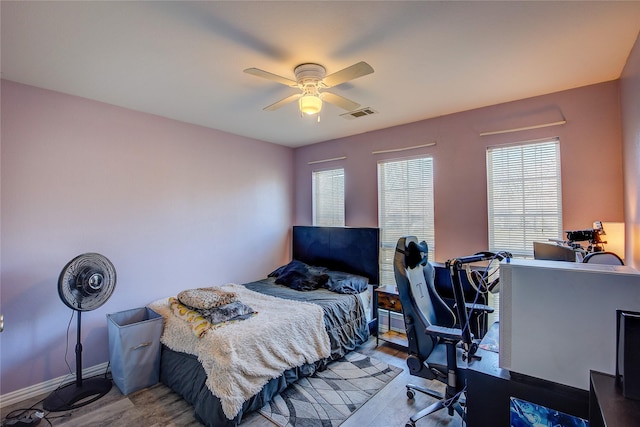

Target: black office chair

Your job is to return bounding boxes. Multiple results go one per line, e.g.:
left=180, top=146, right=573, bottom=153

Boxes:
left=394, top=236, right=502, bottom=427
left=582, top=251, right=624, bottom=265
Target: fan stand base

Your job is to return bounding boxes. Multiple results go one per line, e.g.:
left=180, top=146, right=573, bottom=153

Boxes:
left=43, top=377, right=112, bottom=412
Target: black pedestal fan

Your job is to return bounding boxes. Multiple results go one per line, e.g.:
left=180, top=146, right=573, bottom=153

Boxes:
left=43, top=253, right=116, bottom=412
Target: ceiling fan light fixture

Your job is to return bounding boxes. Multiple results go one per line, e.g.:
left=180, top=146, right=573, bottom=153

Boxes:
left=244, top=61, right=373, bottom=117
left=299, top=94, right=322, bottom=115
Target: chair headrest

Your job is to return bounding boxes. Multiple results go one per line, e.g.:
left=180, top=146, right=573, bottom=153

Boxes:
left=406, top=240, right=429, bottom=269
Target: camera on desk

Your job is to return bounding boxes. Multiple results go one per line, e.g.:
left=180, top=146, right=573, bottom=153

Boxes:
left=566, top=229, right=598, bottom=243
left=565, top=221, right=607, bottom=253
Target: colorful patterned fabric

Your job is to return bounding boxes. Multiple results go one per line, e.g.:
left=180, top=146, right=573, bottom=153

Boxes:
left=169, top=297, right=211, bottom=338
left=169, top=296, right=257, bottom=338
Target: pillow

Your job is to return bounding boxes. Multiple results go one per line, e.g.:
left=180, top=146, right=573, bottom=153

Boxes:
left=177, top=287, right=238, bottom=310
left=324, top=270, right=369, bottom=294
left=269, top=260, right=329, bottom=291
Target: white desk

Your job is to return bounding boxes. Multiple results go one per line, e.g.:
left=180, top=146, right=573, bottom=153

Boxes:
left=499, top=259, right=640, bottom=390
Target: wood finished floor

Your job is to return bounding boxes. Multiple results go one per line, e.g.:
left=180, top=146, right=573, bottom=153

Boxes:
left=1, top=337, right=463, bottom=427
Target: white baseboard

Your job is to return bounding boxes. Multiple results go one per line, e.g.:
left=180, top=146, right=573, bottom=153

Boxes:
left=0, top=362, right=110, bottom=409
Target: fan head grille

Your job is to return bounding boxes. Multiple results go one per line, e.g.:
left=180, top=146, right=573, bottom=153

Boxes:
left=58, top=253, right=116, bottom=311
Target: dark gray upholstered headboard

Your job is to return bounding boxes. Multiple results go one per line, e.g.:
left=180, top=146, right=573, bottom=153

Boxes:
left=292, top=226, right=380, bottom=285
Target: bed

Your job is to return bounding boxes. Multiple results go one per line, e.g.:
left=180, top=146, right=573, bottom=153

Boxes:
left=150, top=226, right=380, bottom=427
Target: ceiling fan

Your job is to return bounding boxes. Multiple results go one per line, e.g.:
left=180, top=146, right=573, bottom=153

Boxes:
left=244, top=61, right=374, bottom=116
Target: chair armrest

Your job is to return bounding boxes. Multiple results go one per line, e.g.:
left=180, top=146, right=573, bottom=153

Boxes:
left=426, top=324, right=463, bottom=342
left=465, top=302, right=494, bottom=313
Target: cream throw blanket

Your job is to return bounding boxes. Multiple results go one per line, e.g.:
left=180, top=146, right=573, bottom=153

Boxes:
left=149, top=283, right=331, bottom=420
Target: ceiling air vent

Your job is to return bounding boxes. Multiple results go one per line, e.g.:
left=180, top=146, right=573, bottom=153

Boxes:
left=341, top=107, right=378, bottom=120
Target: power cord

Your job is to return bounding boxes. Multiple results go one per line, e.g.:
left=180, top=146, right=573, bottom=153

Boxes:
left=1, top=409, right=44, bottom=427
left=42, top=310, right=112, bottom=412
left=42, top=310, right=78, bottom=402
left=4, top=304, right=114, bottom=426
left=459, top=251, right=510, bottom=348
left=2, top=396, right=77, bottom=427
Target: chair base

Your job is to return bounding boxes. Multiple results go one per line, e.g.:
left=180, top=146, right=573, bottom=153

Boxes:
left=405, top=383, right=466, bottom=427
left=406, top=383, right=443, bottom=401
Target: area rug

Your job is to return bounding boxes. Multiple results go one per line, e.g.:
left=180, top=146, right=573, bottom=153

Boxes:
left=258, top=352, right=402, bottom=427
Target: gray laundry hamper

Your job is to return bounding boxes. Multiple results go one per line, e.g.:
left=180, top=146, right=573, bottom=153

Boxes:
left=107, top=307, right=164, bottom=395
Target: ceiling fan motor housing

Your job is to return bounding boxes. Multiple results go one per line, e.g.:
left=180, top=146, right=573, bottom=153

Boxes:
left=294, top=63, right=326, bottom=87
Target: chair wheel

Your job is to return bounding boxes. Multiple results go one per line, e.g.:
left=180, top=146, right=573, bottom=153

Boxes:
left=406, top=422, right=415, bottom=427
left=407, top=389, right=415, bottom=399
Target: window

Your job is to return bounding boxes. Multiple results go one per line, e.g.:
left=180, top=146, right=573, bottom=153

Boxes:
left=312, top=168, right=345, bottom=226
left=486, top=138, right=562, bottom=257
left=378, top=157, right=435, bottom=285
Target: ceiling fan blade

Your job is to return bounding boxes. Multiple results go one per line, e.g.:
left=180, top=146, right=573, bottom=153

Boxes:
left=264, top=93, right=301, bottom=111
left=244, top=68, right=298, bottom=87
left=322, top=61, right=374, bottom=87
left=321, top=92, right=360, bottom=111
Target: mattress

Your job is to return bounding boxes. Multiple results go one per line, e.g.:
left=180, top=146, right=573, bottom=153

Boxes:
left=159, top=278, right=369, bottom=427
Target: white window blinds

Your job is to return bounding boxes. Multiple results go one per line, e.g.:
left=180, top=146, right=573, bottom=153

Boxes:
left=486, top=138, right=562, bottom=257
left=312, top=168, right=345, bottom=226
left=378, top=157, right=435, bottom=285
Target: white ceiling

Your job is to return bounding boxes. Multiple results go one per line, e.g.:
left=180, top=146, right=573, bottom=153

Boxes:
left=2, top=1, right=639, bottom=148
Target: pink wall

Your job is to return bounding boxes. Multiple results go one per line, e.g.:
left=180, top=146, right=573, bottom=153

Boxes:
left=294, top=81, right=624, bottom=263
left=621, top=32, right=640, bottom=269
left=2, top=41, right=636, bottom=396
left=0, top=80, right=294, bottom=394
